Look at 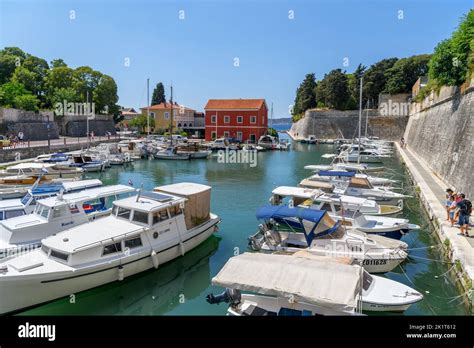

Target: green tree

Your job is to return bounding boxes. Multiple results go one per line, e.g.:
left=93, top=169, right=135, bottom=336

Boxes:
left=348, top=63, right=366, bottom=103
left=93, top=74, right=119, bottom=115
left=73, top=66, right=101, bottom=102
left=129, top=114, right=155, bottom=133
left=293, top=73, right=317, bottom=115
left=44, top=66, right=76, bottom=106
left=11, top=67, right=37, bottom=94
left=50, top=59, right=67, bottom=68
left=385, top=54, right=431, bottom=94
left=0, top=54, right=19, bottom=85
left=429, top=11, right=473, bottom=86
left=0, top=81, right=29, bottom=107
left=317, top=69, right=351, bottom=110
left=14, top=94, right=39, bottom=111
left=363, top=58, right=398, bottom=106
left=151, top=82, right=166, bottom=105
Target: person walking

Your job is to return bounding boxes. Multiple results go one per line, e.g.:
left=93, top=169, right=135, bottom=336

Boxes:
left=456, top=194, right=472, bottom=237
left=445, top=188, right=454, bottom=220
left=448, top=195, right=457, bottom=227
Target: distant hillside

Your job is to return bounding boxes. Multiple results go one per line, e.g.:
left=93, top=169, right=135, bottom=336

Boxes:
left=270, top=117, right=292, bottom=125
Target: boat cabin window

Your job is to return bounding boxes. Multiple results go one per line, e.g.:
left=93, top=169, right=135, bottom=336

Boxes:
left=41, top=245, right=50, bottom=255
left=132, top=210, right=149, bottom=225
left=52, top=206, right=68, bottom=219
left=124, top=236, right=143, bottom=249
left=102, top=242, right=122, bottom=256
left=50, top=249, right=69, bottom=262
left=20, top=193, right=32, bottom=205
left=4, top=209, right=25, bottom=219
left=35, top=204, right=50, bottom=219
left=152, top=209, right=169, bottom=225
left=116, top=207, right=131, bottom=220
left=168, top=205, right=182, bottom=218
left=363, top=272, right=373, bottom=291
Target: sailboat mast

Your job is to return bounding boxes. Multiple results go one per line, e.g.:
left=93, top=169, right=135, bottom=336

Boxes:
left=170, top=84, right=173, bottom=146
left=365, top=100, right=369, bottom=137
left=147, top=78, right=150, bottom=137
left=358, top=76, right=363, bottom=164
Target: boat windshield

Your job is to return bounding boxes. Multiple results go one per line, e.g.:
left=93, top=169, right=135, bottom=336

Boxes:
left=362, top=272, right=374, bottom=291
left=35, top=204, right=50, bottom=219
left=114, top=206, right=131, bottom=220
left=20, top=193, right=32, bottom=205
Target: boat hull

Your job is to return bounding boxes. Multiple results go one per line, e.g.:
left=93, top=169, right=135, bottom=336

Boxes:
left=0, top=218, right=219, bottom=314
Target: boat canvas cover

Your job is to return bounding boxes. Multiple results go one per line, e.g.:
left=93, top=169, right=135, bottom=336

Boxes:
left=256, top=205, right=326, bottom=224
left=318, top=170, right=356, bottom=177
left=154, top=183, right=211, bottom=229
left=299, top=179, right=334, bottom=190
left=212, top=252, right=362, bottom=312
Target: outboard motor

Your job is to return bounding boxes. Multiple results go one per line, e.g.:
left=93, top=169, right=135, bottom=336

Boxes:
left=206, top=288, right=241, bottom=305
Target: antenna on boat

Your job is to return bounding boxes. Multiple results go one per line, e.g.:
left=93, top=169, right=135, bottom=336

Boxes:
left=357, top=76, right=363, bottom=164
left=170, top=84, right=173, bottom=146
left=136, top=183, right=144, bottom=202
left=364, top=100, right=369, bottom=138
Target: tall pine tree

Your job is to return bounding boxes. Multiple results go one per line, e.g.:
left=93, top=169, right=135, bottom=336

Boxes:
left=151, top=82, right=166, bottom=105
left=293, top=73, right=317, bottom=115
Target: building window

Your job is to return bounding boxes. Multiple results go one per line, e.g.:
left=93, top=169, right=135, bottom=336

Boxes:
left=249, top=134, right=256, bottom=143
left=164, top=112, right=170, bottom=119
left=262, top=115, right=265, bottom=125
left=236, top=132, right=243, bottom=141
left=211, top=131, right=217, bottom=140
left=250, top=116, right=256, bottom=124
left=150, top=112, right=155, bottom=119
left=211, top=115, right=216, bottom=123
left=237, top=116, right=243, bottom=123
left=224, top=131, right=230, bottom=138
left=224, top=115, right=230, bottom=123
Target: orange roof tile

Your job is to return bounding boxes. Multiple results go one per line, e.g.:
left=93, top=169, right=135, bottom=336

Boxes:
left=141, top=102, right=195, bottom=112
left=204, top=99, right=266, bottom=110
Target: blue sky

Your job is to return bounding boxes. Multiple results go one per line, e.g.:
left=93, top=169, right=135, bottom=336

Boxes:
left=0, top=0, right=471, bottom=118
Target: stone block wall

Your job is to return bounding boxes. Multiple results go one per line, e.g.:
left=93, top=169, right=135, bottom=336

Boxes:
left=404, top=78, right=474, bottom=199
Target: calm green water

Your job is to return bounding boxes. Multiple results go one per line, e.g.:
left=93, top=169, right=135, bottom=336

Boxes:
left=20, top=138, right=469, bottom=315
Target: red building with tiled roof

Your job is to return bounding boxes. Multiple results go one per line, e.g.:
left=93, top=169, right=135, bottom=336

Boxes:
left=204, top=99, right=268, bottom=142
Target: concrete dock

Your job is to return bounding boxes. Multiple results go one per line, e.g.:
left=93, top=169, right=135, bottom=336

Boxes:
left=396, top=143, right=473, bottom=310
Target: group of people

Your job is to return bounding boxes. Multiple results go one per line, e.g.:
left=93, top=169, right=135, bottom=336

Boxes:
left=6, top=131, right=24, bottom=147
left=445, top=189, right=472, bottom=237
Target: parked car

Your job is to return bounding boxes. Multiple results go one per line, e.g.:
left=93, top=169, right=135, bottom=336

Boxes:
left=0, top=135, right=11, bottom=148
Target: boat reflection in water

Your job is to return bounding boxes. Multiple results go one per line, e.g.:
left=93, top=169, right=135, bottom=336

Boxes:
left=20, top=235, right=221, bottom=315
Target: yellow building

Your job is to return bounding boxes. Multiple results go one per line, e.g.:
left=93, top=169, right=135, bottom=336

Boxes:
left=140, top=102, right=196, bottom=133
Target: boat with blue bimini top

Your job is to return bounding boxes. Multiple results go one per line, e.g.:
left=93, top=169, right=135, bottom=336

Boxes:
left=270, top=186, right=419, bottom=240
left=248, top=205, right=408, bottom=273
left=0, top=182, right=220, bottom=314
left=0, top=179, right=103, bottom=221
left=206, top=252, right=423, bottom=314
left=0, top=184, right=135, bottom=257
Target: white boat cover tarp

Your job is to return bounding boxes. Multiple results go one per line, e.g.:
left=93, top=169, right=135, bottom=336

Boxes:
left=212, top=252, right=362, bottom=313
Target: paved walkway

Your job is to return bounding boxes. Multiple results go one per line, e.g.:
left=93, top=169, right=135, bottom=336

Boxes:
left=1, top=135, right=120, bottom=150
left=397, top=143, right=474, bottom=284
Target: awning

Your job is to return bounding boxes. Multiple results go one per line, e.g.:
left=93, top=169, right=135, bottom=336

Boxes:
left=212, top=252, right=362, bottom=313
left=318, top=170, right=356, bottom=177
left=256, top=205, right=326, bottom=224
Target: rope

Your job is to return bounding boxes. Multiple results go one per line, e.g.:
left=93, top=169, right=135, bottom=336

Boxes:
left=407, top=254, right=454, bottom=264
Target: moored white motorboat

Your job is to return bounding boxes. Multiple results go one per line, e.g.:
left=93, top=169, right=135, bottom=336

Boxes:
left=0, top=162, right=83, bottom=180
left=249, top=205, right=408, bottom=273
left=206, top=252, right=422, bottom=315
left=0, top=184, right=135, bottom=257
left=0, top=182, right=220, bottom=314
left=153, top=146, right=191, bottom=160
left=0, top=179, right=103, bottom=220
left=270, top=186, right=418, bottom=240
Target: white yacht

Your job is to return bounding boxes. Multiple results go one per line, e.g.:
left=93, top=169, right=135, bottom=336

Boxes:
left=307, top=169, right=398, bottom=187
left=270, top=186, right=419, bottom=240
left=333, top=177, right=410, bottom=207
left=0, top=183, right=220, bottom=314
left=249, top=204, right=408, bottom=273
left=207, top=252, right=423, bottom=315
left=0, top=162, right=83, bottom=180
left=0, top=184, right=135, bottom=257
left=257, top=135, right=278, bottom=150
left=0, top=179, right=103, bottom=220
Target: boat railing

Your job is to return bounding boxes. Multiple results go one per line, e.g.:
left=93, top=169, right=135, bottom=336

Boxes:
left=72, top=226, right=148, bottom=252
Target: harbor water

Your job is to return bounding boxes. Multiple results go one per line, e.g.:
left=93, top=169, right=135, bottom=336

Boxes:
left=19, top=132, right=469, bottom=315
